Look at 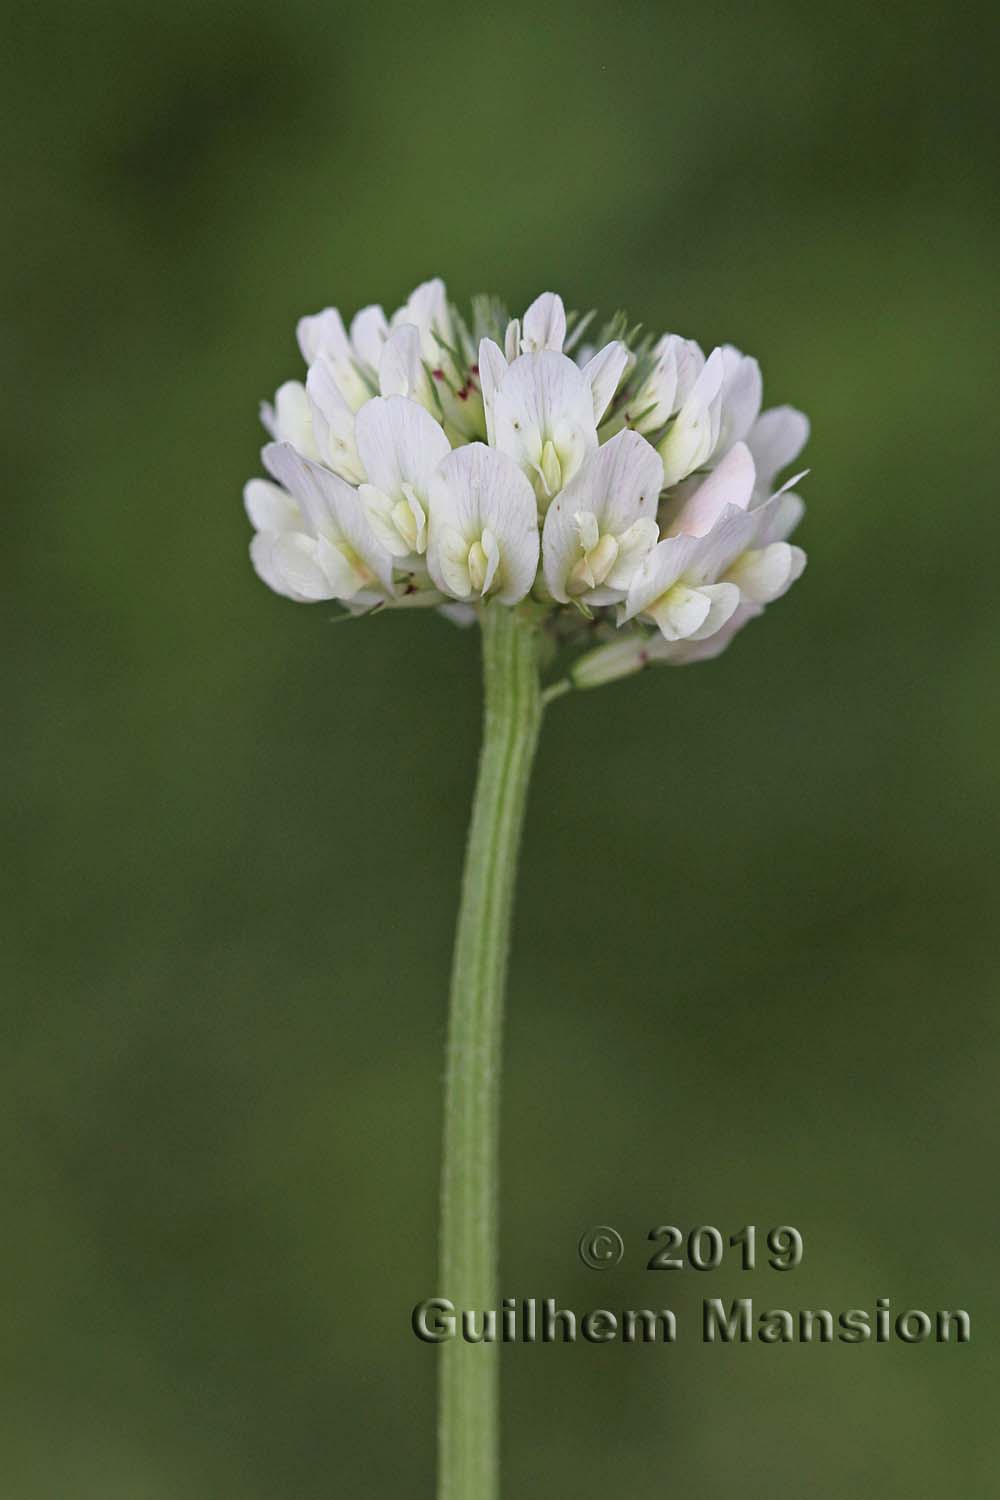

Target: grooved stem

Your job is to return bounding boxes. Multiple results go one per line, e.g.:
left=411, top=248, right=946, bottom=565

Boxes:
left=437, top=606, right=544, bottom=1500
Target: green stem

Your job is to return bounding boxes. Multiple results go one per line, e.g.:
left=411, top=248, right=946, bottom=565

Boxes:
left=438, top=605, right=544, bottom=1500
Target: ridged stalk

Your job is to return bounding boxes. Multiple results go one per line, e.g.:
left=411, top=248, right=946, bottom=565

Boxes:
left=438, top=605, right=544, bottom=1500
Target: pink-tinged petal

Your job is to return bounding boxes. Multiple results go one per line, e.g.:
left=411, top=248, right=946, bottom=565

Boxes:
left=664, top=442, right=756, bottom=537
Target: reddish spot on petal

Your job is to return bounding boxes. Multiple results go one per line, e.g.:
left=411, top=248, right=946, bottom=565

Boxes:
left=432, top=368, right=445, bottom=381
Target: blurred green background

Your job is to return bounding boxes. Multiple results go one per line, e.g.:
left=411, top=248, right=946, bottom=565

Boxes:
left=4, top=0, right=998, bottom=1494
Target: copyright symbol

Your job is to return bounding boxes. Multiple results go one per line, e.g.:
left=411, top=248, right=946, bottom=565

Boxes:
left=578, top=1225, right=624, bottom=1270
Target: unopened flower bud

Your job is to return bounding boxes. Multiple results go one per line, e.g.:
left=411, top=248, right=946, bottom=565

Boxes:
left=571, top=634, right=651, bottom=690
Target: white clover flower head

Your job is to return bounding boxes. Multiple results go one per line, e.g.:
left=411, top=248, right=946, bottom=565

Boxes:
left=245, top=280, right=810, bottom=688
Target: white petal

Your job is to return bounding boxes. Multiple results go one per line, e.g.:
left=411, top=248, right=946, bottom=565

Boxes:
left=669, top=335, right=707, bottom=406
left=250, top=532, right=303, bottom=601
left=573, top=429, right=663, bottom=533
left=306, top=361, right=364, bottom=483
left=479, top=527, right=501, bottom=594
left=727, top=541, right=806, bottom=603
left=378, top=325, right=427, bottom=402
left=576, top=511, right=600, bottom=553
left=296, top=308, right=371, bottom=411
left=647, top=583, right=713, bottom=640
left=262, top=441, right=394, bottom=595
left=581, top=341, right=629, bottom=423
left=503, top=318, right=521, bottom=362
left=297, top=307, right=352, bottom=366
left=622, top=502, right=755, bottom=626
left=685, top=505, right=759, bottom=584
left=478, top=337, right=508, bottom=444
left=521, top=292, right=566, bottom=353
left=392, top=277, right=451, bottom=363
left=715, top=346, right=762, bottom=452
left=456, top=447, right=539, bottom=582
left=244, top=478, right=300, bottom=534
left=359, top=483, right=416, bottom=559
left=435, top=525, right=473, bottom=598
left=746, top=406, right=810, bottom=495
left=349, top=305, right=389, bottom=371
left=541, top=507, right=587, bottom=602
left=639, top=578, right=740, bottom=642
left=314, top=532, right=376, bottom=601
left=426, top=444, right=539, bottom=604
left=606, top=516, right=660, bottom=589
left=689, top=344, right=726, bottom=405
left=625, top=341, right=678, bottom=432
left=627, top=334, right=706, bottom=435
left=269, top=532, right=338, bottom=601
left=266, top=380, right=319, bottom=459
left=753, top=489, right=805, bottom=544
left=541, top=430, right=662, bottom=603
left=663, top=441, right=755, bottom=537
left=621, top=534, right=701, bottom=624
left=649, top=602, right=761, bottom=665
left=658, top=347, right=725, bottom=486
left=354, top=395, right=450, bottom=502
left=492, top=351, right=597, bottom=499
left=684, top=581, right=741, bottom=639
left=262, top=440, right=331, bottom=534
